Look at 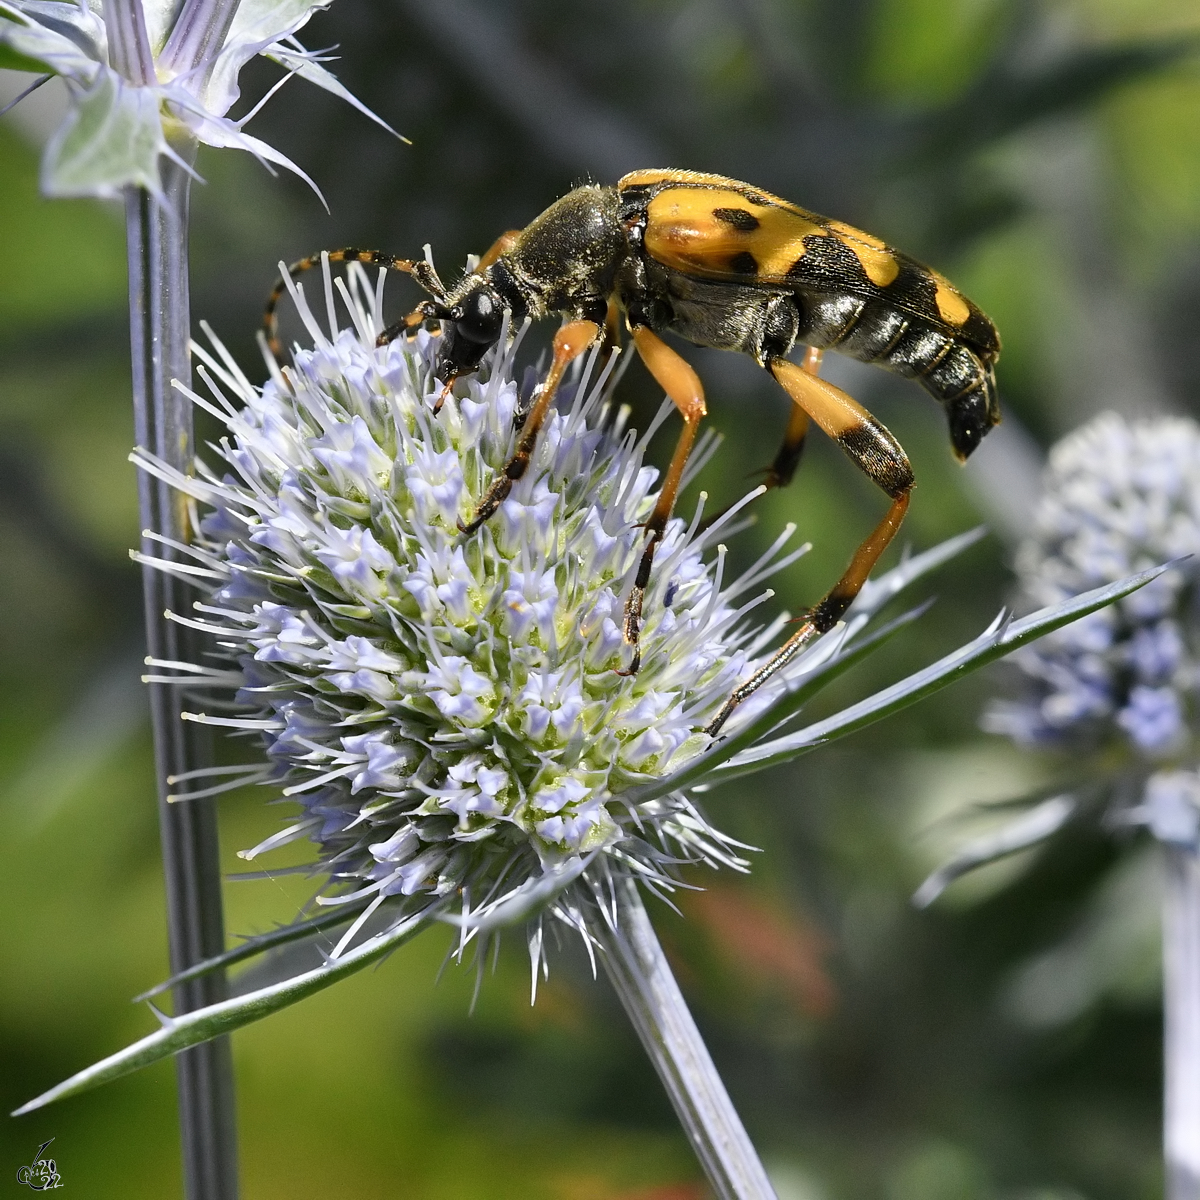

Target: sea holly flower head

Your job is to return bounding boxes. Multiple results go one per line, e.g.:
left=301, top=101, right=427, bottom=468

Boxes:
left=136, top=257, right=818, bottom=957
left=986, top=412, right=1200, bottom=763
left=0, top=0, right=395, bottom=199
left=920, top=413, right=1200, bottom=907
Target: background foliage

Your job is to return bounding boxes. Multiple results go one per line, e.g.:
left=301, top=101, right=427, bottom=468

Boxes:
left=2, top=0, right=1199, bottom=1195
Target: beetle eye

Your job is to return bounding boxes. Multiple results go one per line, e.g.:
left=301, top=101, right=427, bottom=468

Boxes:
left=454, top=290, right=503, bottom=344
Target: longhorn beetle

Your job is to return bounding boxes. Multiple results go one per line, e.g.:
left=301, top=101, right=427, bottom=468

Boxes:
left=265, top=169, right=1001, bottom=736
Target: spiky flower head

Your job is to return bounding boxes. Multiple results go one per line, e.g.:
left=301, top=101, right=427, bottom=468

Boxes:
left=27, top=258, right=1149, bottom=1113
left=137, top=259, right=814, bottom=959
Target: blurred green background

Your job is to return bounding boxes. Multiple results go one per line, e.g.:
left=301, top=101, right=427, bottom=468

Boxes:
left=2, top=0, right=1199, bottom=1195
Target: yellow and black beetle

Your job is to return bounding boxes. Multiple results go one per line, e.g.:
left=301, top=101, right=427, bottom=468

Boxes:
left=266, top=169, right=1001, bottom=735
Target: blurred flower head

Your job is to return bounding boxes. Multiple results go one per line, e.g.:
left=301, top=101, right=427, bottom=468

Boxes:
left=986, top=412, right=1200, bottom=759
left=136, top=259, right=819, bottom=962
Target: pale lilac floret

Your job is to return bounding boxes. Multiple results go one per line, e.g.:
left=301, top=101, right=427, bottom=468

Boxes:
left=1117, top=686, right=1186, bottom=754
left=1128, top=621, right=1184, bottom=685
left=502, top=567, right=560, bottom=645
left=344, top=734, right=413, bottom=794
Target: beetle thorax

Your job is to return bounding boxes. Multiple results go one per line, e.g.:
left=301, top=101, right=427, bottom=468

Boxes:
left=497, top=185, right=627, bottom=321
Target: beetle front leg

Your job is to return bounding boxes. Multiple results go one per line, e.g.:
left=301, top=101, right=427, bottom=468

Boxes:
left=458, top=319, right=600, bottom=534
left=705, top=356, right=913, bottom=736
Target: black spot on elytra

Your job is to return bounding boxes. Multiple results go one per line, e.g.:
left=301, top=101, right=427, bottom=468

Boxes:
left=712, top=207, right=760, bottom=232
left=787, top=234, right=865, bottom=284
left=728, top=251, right=758, bottom=275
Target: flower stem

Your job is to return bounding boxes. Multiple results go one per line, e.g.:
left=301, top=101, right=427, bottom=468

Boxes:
left=101, top=0, right=155, bottom=84
left=126, top=151, right=238, bottom=1199
left=160, top=0, right=243, bottom=78
left=589, top=874, right=777, bottom=1200
left=1165, top=845, right=1200, bottom=1200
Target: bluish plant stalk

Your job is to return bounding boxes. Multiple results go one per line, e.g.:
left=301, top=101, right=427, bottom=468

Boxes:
left=1164, top=846, right=1200, bottom=1200
left=112, top=1, right=240, bottom=1195
left=127, top=152, right=238, bottom=1200
left=589, top=874, right=777, bottom=1200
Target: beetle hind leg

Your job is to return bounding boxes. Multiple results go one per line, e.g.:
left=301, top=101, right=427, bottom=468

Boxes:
left=762, top=397, right=812, bottom=490
left=705, top=357, right=913, bottom=737
left=759, top=346, right=821, bottom=489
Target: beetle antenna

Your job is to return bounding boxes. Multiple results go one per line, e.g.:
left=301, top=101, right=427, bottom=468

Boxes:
left=264, top=248, right=444, bottom=363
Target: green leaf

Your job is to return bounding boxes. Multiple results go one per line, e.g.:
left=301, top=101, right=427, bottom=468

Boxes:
left=711, top=564, right=1167, bottom=783
left=41, top=69, right=170, bottom=199
left=14, top=904, right=437, bottom=1114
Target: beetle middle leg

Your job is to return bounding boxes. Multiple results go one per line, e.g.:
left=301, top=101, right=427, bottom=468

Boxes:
left=761, top=346, right=820, bottom=490
left=602, top=297, right=622, bottom=358
left=705, top=357, right=913, bottom=736
left=620, top=325, right=708, bottom=675
left=458, top=319, right=600, bottom=534
left=698, top=346, right=818, bottom=534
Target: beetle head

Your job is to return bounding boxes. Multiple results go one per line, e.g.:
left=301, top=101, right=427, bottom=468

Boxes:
left=435, top=277, right=505, bottom=379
